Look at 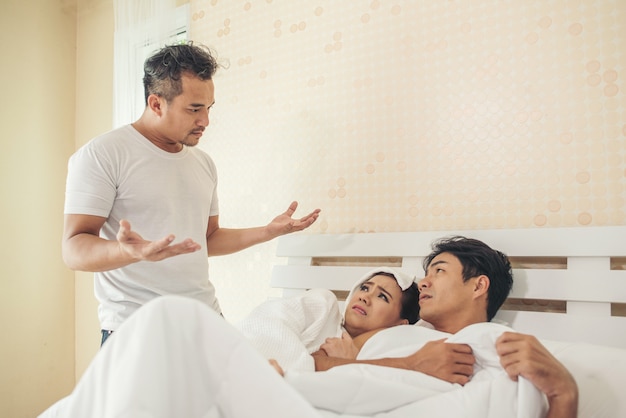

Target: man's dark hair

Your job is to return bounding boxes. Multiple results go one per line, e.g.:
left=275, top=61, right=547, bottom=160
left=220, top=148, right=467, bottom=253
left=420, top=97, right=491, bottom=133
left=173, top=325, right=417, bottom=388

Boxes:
left=422, top=236, right=513, bottom=321
left=373, top=271, right=420, bottom=324
left=142, top=42, right=219, bottom=104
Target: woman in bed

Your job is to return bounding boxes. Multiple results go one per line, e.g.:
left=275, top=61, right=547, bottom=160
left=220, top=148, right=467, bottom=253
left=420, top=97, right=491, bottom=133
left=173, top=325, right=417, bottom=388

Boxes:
left=313, top=269, right=422, bottom=363
left=238, top=266, right=420, bottom=374
left=335, top=269, right=420, bottom=354
left=300, top=268, right=420, bottom=373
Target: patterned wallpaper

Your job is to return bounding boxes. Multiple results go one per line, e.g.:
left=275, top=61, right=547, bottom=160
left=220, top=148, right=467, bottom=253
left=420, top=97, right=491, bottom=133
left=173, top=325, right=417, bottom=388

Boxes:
left=188, top=0, right=625, bottom=320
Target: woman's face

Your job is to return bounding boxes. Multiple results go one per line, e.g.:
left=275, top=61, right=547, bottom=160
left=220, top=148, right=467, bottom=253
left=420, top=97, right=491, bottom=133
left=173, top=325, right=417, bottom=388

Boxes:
left=343, top=274, right=408, bottom=338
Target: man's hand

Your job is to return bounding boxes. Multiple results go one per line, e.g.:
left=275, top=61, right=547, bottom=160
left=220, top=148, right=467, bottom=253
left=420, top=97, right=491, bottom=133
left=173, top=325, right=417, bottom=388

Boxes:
left=320, top=331, right=359, bottom=360
left=496, top=332, right=578, bottom=418
left=312, top=338, right=475, bottom=385
left=404, top=339, right=475, bottom=385
left=117, top=219, right=201, bottom=262
left=265, top=201, right=321, bottom=238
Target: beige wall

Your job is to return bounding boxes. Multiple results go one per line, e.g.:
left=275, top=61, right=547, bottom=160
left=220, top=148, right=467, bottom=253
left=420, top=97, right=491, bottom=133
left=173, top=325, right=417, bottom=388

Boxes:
left=74, top=0, right=114, bottom=384
left=0, top=1, right=76, bottom=416
left=189, top=0, right=626, bottom=323
left=0, top=0, right=112, bottom=416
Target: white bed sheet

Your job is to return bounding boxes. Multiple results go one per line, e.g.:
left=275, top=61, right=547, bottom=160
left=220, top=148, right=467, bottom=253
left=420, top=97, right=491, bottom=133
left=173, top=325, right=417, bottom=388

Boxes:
left=39, top=295, right=320, bottom=418
left=39, top=293, right=626, bottom=418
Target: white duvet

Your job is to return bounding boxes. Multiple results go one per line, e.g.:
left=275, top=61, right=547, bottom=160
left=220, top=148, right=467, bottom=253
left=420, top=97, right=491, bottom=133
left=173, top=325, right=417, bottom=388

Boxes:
left=38, top=292, right=624, bottom=418
left=287, top=324, right=547, bottom=417
left=238, top=289, right=547, bottom=417
left=236, top=288, right=343, bottom=372
left=39, top=295, right=321, bottom=418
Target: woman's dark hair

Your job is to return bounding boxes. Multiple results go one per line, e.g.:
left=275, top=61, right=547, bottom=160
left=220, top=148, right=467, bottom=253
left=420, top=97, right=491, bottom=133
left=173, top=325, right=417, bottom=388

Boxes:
left=142, top=42, right=219, bottom=104
left=422, top=236, right=513, bottom=321
left=373, top=271, right=420, bottom=324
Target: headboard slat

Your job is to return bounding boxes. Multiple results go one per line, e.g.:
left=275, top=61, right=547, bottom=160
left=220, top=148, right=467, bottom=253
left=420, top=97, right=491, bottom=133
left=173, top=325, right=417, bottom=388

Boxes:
left=277, top=226, right=626, bottom=257
left=510, top=269, right=626, bottom=302
left=271, top=227, right=626, bottom=349
left=494, top=310, right=625, bottom=347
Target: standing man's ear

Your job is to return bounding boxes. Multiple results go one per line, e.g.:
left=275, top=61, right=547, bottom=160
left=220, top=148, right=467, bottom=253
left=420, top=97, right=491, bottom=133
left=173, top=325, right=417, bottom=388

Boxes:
left=147, top=94, right=164, bottom=116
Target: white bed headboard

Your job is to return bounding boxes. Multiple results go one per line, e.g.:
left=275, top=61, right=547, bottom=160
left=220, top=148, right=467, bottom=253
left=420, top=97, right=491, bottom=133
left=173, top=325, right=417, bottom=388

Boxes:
left=271, top=226, right=626, bottom=349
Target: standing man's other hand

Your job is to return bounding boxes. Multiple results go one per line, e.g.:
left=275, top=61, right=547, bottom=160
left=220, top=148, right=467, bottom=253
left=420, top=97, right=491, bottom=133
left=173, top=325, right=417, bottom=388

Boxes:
left=266, top=201, right=321, bottom=237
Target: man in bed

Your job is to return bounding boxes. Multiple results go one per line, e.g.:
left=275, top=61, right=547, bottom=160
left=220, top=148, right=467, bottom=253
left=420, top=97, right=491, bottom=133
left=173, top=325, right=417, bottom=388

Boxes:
left=61, top=42, right=320, bottom=345
left=314, top=236, right=578, bottom=418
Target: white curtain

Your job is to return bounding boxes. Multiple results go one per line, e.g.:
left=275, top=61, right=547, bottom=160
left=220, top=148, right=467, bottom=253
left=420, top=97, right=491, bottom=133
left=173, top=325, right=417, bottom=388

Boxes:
left=113, top=0, right=187, bottom=128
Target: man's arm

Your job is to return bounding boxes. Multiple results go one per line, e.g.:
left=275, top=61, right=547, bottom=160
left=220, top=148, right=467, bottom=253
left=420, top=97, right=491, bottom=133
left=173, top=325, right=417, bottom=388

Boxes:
left=496, top=332, right=578, bottom=418
left=62, top=215, right=201, bottom=272
left=205, top=202, right=320, bottom=256
left=313, top=339, right=475, bottom=385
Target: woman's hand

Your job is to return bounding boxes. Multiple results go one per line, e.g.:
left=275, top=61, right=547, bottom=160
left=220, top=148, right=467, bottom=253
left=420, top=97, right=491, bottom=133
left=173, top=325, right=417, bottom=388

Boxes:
left=320, top=331, right=359, bottom=360
left=268, top=359, right=285, bottom=377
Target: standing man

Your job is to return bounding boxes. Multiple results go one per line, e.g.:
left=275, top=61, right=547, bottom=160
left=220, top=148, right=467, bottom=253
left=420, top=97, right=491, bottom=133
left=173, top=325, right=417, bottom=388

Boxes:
left=62, top=42, right=320, bottom=344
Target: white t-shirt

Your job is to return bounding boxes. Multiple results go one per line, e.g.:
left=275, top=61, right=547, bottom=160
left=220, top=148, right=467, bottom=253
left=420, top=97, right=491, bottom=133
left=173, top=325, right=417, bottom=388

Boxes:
left=64, top=124, right=221, bottom=330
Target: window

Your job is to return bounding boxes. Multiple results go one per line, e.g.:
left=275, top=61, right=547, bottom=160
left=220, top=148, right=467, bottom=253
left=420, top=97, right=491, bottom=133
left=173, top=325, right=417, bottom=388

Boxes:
left=113, top=1, right=189, bottom=127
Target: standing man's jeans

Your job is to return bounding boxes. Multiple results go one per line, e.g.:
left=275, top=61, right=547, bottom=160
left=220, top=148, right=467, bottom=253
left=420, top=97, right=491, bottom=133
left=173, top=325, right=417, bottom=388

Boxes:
left=101, top=330, right=114, bottom=346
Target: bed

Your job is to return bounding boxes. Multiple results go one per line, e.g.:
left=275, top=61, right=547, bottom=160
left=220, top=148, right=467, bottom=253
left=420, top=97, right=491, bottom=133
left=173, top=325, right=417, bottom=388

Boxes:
left=268, top=226, right=626, bottom=417
left=40, top=226, right=626, bottom=418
